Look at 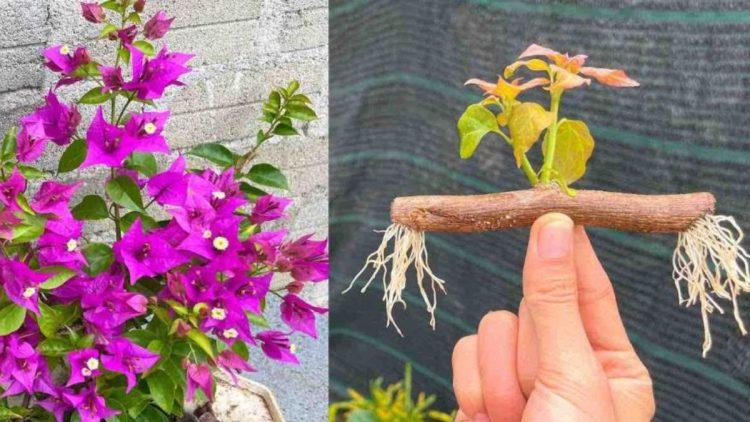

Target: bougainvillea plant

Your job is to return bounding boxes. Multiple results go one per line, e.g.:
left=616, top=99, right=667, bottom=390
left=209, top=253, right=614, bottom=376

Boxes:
left=349, top=44, right=749, bottom=358
left=0, top=1, right=327, bottom=421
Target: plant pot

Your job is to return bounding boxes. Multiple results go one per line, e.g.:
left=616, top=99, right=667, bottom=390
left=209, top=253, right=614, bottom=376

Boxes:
left=181, top=373, right=285, bottom=422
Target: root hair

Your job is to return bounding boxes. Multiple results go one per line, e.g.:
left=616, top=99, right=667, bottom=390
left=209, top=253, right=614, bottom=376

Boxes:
left=673, top=214, right=750, bottom=357
left=344, top=224, right=446, bottom=335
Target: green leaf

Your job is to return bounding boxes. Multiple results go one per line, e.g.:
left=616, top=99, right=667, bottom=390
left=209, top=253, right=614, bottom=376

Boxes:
left=542, top=119, right=595, bottom=186
left=12, top=213, right=46, bottom=243
left=39, top=338, right=75, bottom=357
left=58, top=139, right=87, bottom=173
left=39, top=266, right=76, bottom=289
left=125, top=152, right=157, bottom=176
left=239, top=182, right=267, bottom=202
left=146, top=372, right=175, bottom=414
left=285, top=104, right=317, bottom=121
left=348, top=410, right=380, bottom=422
left=82, top=243, right=114, bottom=276
left=457, top=104, right=501, bottom=159
left=286, top=80, right=300, bottom=95
left=186, top=328, right=215, bottom=359
left=72, top=195, right=109, bottom=220
left=120, top=211, right=157, bottom=232
left=0, top=303, right=25, bottom=336
left=272, top=123, right=298, bottom=136
left=100, top=23, right=119, bottom=38
left=0, top=407, right=23, bottom=419
left=15, top=194, right=34, bottom=214
left=79, top=87, right=112, bottom=105
left=232, top=341, right=250, bottom=361
left=101, top=0, right=124, bottom=13
left=73, top=61, right=102, bottom=78
left=106, top=175, right=145, bottom=212
left=246, top=312, right=270, bottom=328
left=127, top=12, right=142, bottom=24
left=2, top=126, right=17, bottom=162
left=17, top=165, right=45, bottom=179
left=188, top=143, right=236, bottom=168
left=133, top=40, right=155, bottom=57
left=138, top=406, right=169, bottom=422
left=118, top=46, right=131, bottom=65
left=247, top=163, right=288, bottom=190
left=508, top=102, right=553, bottom=166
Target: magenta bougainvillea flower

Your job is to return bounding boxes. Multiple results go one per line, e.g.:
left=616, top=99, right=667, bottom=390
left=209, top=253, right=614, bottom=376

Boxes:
left=21, top=91, right=81, bottom=146
left=80, top=107, right=128, bottom=168
left=114, top=218, right=189, bottom=283
left=117, top=25, right=138, bottom=45
left=144, top=10, right=174, bottom=40
left=0, top=259, right=50, bottom=314
left=32, top=180, right=81, bottom=216
left=0, top=336, right=43, bottom=394
left=186, top=362, right=213, bottom=402
left=99, top=65, right=124, bottom=92
left=0, top=168, right=25, bottom=209
left=37, top=385, right=76, bottom=422
left=257, top=330, right=299, bottom=364
left=42, top=45, right=89, bottom=76
left=123, top=110, right=171, bottom=153
left=80, top=2, right=105, bottom=23
left=82, top=290, right=148, bottom=340
left=66, top=348, right=101, bottom=386
left=217, top=350, right=254, bottom=383
left=147, top=155, right=188, bottom=205
left=63, top=384, right=119, bottom=422
left=124, top=45, right=193, bottom=100
left=101, top=338, right=160, bottom=392
left=251, top=194, right=292, bottom=224
left=280, top=294, right=328, bottom=338
left=37, top=218, right=87, bottom=268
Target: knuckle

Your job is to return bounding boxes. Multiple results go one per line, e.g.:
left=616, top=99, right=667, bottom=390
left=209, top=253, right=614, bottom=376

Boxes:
left=452, top=383, right=483, bottom=412
left=524, top=268, right=578, bottom=305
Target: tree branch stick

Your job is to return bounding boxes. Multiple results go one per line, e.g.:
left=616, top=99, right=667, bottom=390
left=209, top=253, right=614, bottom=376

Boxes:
left=391, top=185, right=715, bottom=233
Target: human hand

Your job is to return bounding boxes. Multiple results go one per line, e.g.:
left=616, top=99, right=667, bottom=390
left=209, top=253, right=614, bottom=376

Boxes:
left=452, top=213, right=655, bottom=422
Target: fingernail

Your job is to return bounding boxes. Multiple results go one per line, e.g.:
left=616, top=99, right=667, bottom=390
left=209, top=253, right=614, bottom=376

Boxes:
left=474, top=414, right=490, bottom=422
left=537, top=216, right=573, bottom=259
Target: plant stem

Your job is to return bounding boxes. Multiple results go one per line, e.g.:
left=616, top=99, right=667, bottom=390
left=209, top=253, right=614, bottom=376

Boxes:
left=111, top=168, right=122, bottom=241
left=540, top=91, right=561, bottom=184
left=115, top=91, right=136, bottom=125
left=496, top=130, right=538, bottom=185
left=234, top=96, right=288, bottom=173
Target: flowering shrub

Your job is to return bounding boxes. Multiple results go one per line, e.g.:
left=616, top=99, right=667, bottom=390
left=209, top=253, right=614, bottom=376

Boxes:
left=0, top=1, right=328, bottom=421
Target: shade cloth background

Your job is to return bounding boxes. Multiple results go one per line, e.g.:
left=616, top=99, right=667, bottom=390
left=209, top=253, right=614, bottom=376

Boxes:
left=329, top=1, right=750, bottom=420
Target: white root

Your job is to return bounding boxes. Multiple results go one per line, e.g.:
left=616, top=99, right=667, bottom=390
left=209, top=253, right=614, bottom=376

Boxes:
left=344, top=224, right=446, bottom=335
left=673, top=214, right=750, bottom=357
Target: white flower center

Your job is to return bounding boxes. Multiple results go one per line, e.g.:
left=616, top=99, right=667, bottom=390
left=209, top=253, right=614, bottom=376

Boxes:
left=212, top=191, right=226, bottom=200
left=59, top=45, right=71, bottom=55
left=211, top=307, right=226, bottom=320
left=81, top=368, right=92, bottom=377
left=86, top=357, right=99, bottom=371
left=22, top=287, right=36, bottom=299
left=66, top=239, right=78, bottom=252
left=290, top=344, right=297, bottom=353
left=144, top=122, right=157, bottom=135
left=212, top=236, right=229, bottom=251
left=202, top=230, right=212, bottom=239
left=222, top=328, right=238, bottom=339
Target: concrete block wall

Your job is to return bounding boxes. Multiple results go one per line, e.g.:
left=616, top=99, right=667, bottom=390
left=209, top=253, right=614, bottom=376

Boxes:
left=0, top=0, right=328, bottom=420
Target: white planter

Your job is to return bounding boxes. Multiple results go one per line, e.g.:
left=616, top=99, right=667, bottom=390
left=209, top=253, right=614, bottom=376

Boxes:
left=211, top=372, right=285, bottom=422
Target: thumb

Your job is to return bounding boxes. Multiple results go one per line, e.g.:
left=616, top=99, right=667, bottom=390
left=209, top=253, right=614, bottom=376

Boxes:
left=522, top=213, right=595, bottom=378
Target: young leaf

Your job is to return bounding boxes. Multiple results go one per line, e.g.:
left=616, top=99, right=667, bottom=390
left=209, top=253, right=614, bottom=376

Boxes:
left=457, top=104, right=500, bottom=159
left=247, top=163, right=288, bottom=190
left=508, top=102, right=552, bottom=166
left=0, top=303, right=25, bottom=336
left=58, top=139, right=88, bottom=173
left=272, top=123, right=298, bottom=136
left=100, top=23, right=119, bottom=38
left=133, top=40, right=155, bottom=57
left=286, top=104, right=317, bottom=121
left=2, top=126, right=17, bottom=162
left=79, top=87, right=112, bottom=105
left=72, top=195, right=110, bottom=220
left=39, top=266, right=76, bottom=289
left=39, top=338, right=75, bottom=357
left=125, top=152, right=158, bottom=176
left=542, top=119, right=595, bottom=185
left=17, top=165, right=45, bottom=180
left=12, top=213, right=46, bottom=243
left=186, top=328, right=215, bottom=358
left=82, top=243, right=114, bottom=276
left=188, top=143, right=236, bottom=168
left=120, top=211, right=158, bottom=232
left=106, top=175, right=145, bottom=212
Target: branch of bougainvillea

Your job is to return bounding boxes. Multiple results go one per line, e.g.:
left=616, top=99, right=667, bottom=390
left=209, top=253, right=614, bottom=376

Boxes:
left=235, top=95, right=290, bottom=172
left=110, top=168, right=122, bottom=241
left=390, top=185, right=715, bottom=233
left=115, top=91, right=137, bottom=125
